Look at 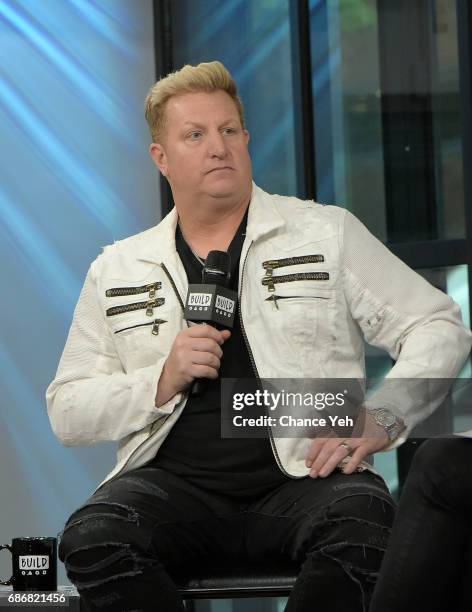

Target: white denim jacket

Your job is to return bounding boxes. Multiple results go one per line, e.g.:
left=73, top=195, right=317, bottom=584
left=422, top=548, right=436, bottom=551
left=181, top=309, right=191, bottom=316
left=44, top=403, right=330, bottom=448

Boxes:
left=46, top=183, right=472, bottom=489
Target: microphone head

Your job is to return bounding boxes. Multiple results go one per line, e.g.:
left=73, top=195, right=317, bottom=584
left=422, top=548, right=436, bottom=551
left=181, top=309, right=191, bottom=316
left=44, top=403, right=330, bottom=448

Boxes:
left=202, top=250, right=231, bottom=286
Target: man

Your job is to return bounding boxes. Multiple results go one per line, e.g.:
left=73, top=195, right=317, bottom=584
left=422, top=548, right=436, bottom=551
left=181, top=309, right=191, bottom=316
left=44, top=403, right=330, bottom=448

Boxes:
left=47, top=61, right=471, bottom=611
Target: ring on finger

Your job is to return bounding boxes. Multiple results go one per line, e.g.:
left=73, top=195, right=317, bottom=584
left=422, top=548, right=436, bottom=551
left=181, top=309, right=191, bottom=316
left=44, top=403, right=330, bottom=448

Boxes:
left=339, top=441, right=353, bottom=456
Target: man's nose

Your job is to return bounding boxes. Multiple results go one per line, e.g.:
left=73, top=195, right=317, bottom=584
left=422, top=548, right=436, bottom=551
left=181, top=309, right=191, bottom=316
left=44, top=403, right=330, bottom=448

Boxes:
left=208, top=132, right=227, bottom=158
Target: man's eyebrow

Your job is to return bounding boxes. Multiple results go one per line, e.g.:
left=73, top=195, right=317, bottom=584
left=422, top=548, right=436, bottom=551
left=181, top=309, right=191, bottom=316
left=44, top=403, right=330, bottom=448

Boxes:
left=182, top=118, right=239, bottom=128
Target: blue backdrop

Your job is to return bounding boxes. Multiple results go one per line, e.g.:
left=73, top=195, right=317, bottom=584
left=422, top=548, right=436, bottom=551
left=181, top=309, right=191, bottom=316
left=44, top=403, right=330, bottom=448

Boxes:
left=0, top=0, right=158, bottom=583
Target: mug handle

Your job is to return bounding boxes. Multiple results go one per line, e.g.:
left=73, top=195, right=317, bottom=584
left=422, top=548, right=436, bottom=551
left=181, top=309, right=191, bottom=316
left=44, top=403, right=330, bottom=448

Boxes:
left=0, top=544, right=13, bottom=586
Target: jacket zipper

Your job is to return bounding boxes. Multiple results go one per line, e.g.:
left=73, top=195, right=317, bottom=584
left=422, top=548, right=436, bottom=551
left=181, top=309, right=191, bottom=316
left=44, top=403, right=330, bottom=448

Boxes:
left=262, top=254, right=324, bottom=277
left=106, top=298, right=165, bottom=318
left=105, top=263, right=188, bottom=485
left=239, top=242, right=296, bottom=478
left=262, top=271, right=329, bottom=292
left=105, top=282, right=162, bottom=298
left=161, top=263, right=186, bottom=312
left=115, top=319, right=168, bottom=335
left=265, top=294, right=330, bottom=310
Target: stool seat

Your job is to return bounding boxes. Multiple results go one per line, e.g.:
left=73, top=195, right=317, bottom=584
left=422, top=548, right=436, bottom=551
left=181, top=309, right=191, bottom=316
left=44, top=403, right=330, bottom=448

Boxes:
left=171, top=558, right=299, bottom=599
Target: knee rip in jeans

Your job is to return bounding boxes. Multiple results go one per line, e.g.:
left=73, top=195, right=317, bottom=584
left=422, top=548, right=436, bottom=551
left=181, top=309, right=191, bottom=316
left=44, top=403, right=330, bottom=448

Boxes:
left=294, top=492, right=393, bottom=556
left=61, top=502, right=140, bottom=539
left=298, top=492, right=393, bottom=569
left=63, top=541, right=158, bottom=591
left=318, top=493, right=394, bottom=545
left=325, top=491, right=395, bottom=518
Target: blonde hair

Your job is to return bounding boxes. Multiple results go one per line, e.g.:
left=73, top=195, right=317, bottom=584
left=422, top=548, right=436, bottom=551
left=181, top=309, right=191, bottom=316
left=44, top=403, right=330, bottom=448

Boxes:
left=144, top=61, right=245, bottom=142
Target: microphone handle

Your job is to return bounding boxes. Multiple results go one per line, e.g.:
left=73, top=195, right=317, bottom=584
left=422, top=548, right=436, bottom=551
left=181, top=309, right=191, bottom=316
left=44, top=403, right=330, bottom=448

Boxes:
left=190, top=378, right=207, bottom=397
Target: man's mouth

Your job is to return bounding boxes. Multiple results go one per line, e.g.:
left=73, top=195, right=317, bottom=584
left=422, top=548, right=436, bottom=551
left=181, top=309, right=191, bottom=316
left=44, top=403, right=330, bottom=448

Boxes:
left=206, top=166, right=233, bottom=174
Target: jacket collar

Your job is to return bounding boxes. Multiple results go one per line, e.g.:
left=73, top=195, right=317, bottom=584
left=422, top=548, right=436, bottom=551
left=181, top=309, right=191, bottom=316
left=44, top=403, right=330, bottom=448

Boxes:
left=136, top=182, right=285, bottom=265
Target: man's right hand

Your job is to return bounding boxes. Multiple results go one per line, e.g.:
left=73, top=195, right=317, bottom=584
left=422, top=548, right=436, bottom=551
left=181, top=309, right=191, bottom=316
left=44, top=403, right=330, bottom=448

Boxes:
left=155, top=324, right=231, bottom=407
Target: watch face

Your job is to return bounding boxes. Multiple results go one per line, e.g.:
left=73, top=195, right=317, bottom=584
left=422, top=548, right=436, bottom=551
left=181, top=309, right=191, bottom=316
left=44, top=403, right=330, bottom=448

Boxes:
left=377, top=409, right=396, bottom=428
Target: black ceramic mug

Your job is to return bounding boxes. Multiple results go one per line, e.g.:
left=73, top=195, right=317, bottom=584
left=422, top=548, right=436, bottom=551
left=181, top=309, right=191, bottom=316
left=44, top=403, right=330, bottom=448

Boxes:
left=0, top=537, right=57, bottom=591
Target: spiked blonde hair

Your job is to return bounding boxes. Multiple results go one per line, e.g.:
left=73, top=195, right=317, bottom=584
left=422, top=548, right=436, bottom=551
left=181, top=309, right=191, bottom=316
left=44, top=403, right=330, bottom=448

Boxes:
left=144, top=61, right=245, bottom=142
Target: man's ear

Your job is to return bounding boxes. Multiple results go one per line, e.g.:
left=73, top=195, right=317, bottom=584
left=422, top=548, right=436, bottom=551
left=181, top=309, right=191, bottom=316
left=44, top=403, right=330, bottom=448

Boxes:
left=243, top=129, right=250, bottom=145
left=149, top=143, right=168, bottom=177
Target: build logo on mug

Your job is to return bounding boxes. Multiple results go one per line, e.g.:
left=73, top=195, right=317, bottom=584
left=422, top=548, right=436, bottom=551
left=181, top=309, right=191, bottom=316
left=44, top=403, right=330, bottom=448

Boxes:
left=0, top=537, right=57, bottom=591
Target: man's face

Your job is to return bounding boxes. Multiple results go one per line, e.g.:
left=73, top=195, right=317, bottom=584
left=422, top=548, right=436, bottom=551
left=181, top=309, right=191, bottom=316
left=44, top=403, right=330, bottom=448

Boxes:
left=150, top=90, right=252, bottom=203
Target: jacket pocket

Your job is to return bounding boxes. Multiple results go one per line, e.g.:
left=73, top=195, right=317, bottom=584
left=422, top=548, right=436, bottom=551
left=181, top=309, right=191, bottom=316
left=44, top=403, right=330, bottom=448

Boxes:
left=111, top=315, right=171, bottom=371
left=265, top=294, right=330, bottom=310
left=115, top=319, right=167, bottom=336
left=264, top=285, right=336, bottom=375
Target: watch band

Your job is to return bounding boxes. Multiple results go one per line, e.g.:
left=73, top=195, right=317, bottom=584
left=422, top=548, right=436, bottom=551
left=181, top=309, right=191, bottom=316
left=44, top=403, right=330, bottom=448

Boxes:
left=367, top=407, right=405, bottom=442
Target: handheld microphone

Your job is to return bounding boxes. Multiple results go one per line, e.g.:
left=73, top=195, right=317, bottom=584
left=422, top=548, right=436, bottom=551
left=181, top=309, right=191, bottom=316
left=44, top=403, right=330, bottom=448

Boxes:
left=201, top=250, right=231, bottom=287
left=184, top=250, right=237, bottom=395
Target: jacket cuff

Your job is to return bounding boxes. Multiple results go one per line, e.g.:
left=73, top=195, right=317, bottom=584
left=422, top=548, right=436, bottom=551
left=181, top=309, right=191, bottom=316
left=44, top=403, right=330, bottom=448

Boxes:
left=151, top=358, right=183, bottom=416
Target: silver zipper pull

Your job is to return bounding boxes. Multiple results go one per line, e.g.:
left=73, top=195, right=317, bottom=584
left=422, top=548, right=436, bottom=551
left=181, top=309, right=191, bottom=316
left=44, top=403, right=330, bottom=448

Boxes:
left=146, top=300, right=154, bottom=316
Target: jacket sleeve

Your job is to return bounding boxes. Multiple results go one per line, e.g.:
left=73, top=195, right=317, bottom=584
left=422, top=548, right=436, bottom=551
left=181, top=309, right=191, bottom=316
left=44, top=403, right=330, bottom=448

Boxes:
left=46, top=255, right=182, bottom=447
left=340, top=210, right=472, bottom=448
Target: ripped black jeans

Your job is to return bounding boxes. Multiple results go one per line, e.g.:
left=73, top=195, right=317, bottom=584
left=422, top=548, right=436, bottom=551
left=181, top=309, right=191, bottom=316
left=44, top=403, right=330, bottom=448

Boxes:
left=59, top=466, right=394, bottom=612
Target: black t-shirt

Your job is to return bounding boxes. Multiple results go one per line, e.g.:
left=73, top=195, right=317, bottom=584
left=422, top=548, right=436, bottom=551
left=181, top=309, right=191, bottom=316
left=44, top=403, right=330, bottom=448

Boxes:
left=149, top=211, right=291, bottom=498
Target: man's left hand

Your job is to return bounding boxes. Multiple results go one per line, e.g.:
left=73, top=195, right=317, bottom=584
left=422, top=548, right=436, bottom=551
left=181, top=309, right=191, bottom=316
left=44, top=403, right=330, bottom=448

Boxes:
left=305, top=413, right=389, bottom=477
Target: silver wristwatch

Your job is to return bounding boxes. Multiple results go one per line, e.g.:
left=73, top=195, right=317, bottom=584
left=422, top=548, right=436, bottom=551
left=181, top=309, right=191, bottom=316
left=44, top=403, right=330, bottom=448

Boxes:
left=367, top=408, right=405, bottom=442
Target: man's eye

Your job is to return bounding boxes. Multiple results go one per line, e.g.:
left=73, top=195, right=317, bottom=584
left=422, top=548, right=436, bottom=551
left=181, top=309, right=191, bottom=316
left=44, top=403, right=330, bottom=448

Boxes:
left=222, top=127, right=236, bottom=135
left=188, top=131, right=202, bottom=140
